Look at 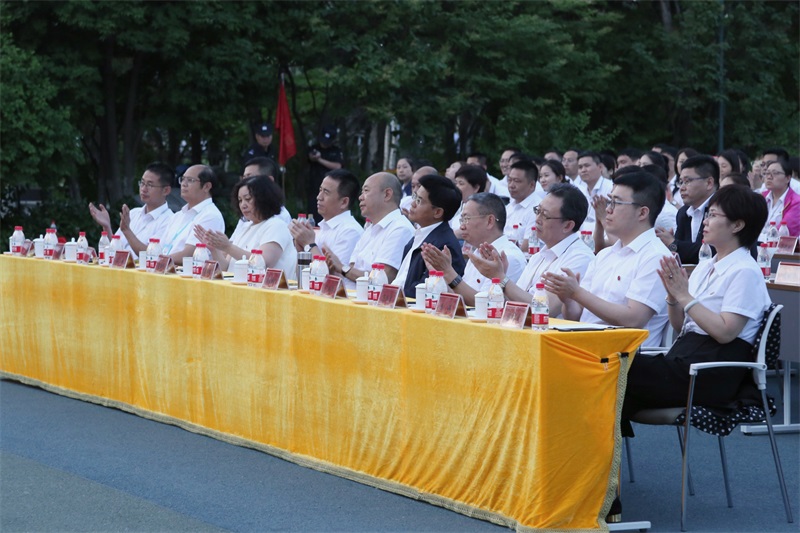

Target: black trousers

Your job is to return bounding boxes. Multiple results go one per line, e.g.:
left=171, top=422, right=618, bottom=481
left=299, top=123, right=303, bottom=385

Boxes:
left=622, top=332, right=757, bottom=424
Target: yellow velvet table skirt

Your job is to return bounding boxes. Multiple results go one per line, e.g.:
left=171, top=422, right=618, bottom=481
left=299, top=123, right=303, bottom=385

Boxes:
left=0, top=256, right=647, bottom=531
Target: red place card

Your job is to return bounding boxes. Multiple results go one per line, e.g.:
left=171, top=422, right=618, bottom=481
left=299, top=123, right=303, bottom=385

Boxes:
left=500, top=302, right=530, bottom=329
left=154, top=254, right=176, bottom=274
left=200, top=260, right=223, bottom=280
left=111, top=250, right=136, bottom=269
left=377, top=284, right=407, bottom=309
left=320, top=274, right=348, bottom=298
left=263, top=268, right=289, bottom=290
left=434, top=293, right=467, bottom=319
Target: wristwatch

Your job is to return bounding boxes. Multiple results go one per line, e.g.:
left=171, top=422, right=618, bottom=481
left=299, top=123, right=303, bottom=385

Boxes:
left=668, top=242, right=678, bottom=253
left=499, top=276, right=511, bottom=289
left=448, top=275, right=463, bottom=289
left=341, top=264, right=352, bottom=277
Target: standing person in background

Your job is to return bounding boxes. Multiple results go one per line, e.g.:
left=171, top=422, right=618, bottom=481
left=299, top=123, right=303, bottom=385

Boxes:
left=307, top=125, right=343, bottom=223
left=241, top=122, right=275, bottom=166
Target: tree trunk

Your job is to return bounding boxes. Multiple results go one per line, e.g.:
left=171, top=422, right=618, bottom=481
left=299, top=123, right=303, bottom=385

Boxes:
left=99, top=37, right=121, bottom=205
left=122, top=51, right=144, bottom=196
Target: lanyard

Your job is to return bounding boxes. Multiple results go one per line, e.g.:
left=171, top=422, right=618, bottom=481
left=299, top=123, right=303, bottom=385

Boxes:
left=163, top=202, right=210, bottom=254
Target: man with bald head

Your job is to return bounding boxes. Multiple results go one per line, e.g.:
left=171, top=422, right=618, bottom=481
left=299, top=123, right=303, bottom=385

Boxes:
left=326, top=172, right=414, bottom=283
left=161, top=164, right=225, bottom=263
left=400, top=165, right=437, bottom=215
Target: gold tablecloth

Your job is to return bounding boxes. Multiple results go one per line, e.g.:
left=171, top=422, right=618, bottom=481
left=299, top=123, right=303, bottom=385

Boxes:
left=0, top=255, right=647, bottom=531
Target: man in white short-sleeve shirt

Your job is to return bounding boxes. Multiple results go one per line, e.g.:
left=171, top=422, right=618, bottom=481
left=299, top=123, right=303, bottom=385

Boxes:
left=326, top=172, right=414, bottom=285
left=422, top=192, right=525, bottom=306
left=161, top=164, right=225, bottom=263
left=88, top=162, right=176, bottom=259
left=290, top=169, right=363, bottom=288
left=544, top=171, right=671, bottom=347
left=469, top=184, right=593, bottom=318
left=576, top=152, right=614, bottom=231
left=504, top=159, right=544, bottom=241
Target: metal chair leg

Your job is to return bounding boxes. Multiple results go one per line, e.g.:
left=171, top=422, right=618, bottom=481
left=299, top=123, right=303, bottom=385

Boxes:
left=625, top=436, right=635, bottom=483
left=680, top=375, right=698, bottom=532
left=676, top=426, right=695, bottom=496
left=717, top=436, right=733, bottom=507
left=762, top=389, right=794, bottom=523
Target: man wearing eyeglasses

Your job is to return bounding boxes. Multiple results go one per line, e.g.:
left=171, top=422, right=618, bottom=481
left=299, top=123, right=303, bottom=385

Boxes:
left=88, top=162, right=176, bottom=259
left=160, top=164, right=225, bottom=263
left=543, top=171, right=671, bottom=347
left=655, top=155, right=719, bottom=264
left=420, top=192, right=526, bottom=306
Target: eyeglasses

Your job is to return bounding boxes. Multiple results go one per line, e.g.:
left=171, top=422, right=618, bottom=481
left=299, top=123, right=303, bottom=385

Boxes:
left=459, top=214, right=489, bottom=225
left=706, top=211, right=728, bottom=220
left=533, top=206, right=565, bottom=220
left=139, top=180, right=165, bottom=189
left=677, top=176, right=707, bottom=186
left=178, top=175, right=201, bottom=185
left=606, top=198, right=641, bottom=212
left=764, top=170, right=786, bottom=178
left=411, top=193, right=426, bottom=206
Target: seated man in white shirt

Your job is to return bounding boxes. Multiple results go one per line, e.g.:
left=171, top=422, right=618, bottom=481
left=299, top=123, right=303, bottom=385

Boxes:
left=242, top=156, right=291, bottom=224
left=326, top=172, right=414, bottom=285
left=290, top=169, right=364, bottom=288
left=467, top=152, right=509, bottom=199
left=468, top=184, right=594, bottom=317
left=421, top=192, right=525, bottom=306
left=576, top=151, right=614, bottom=231
left=88, top=162, right=175, bottom=258
left=160, top=164, right=225, bottom=264
left=543, top=171, right=672, bottom=347
left=504, top=159, right=544, bottom=242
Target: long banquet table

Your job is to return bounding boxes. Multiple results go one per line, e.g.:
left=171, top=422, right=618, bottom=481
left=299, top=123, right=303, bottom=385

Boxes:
left=0, top=255, right=648, bottom=531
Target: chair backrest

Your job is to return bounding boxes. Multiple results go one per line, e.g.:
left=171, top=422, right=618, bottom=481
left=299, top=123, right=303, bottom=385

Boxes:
left=750, top=303, right=783, bottom=383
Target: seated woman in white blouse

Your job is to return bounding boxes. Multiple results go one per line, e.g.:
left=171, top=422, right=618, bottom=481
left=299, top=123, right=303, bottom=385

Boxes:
left=194, top=176, right=297, bottom=278
left=622, top=185, right=771, bottom=433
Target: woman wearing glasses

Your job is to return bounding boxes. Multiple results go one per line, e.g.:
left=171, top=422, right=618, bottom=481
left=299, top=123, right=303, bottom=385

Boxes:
left=623, top=185, right=771, bottom=432
left=762, top=159, right=800, bottom=237
left=194, top=176, right=297, bottom=278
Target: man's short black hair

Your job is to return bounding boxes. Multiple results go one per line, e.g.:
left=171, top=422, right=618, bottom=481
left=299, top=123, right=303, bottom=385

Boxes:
left=467, top=152, right=488, bottom=167
left=243, top=156, right=281, bottom=181
left=145, top=162, right=175, bottom=187
left=418, top=174, right=462, bottom=222
left=681, top=155, right=720, bottom=188
left=577, top=151, right=602, bottom=165
left=509, top=159, right=539, bottom=183
left=762, top=147, right=789, bottom=162
left=466, top=192, right=507, bottom=230
left=618, top=148, right=643, bottom=161
left=612, top=171, right=665, bottom=227
left=548, top=183, right=588, bottom=231
left=324, top=169, right=360, bottom=210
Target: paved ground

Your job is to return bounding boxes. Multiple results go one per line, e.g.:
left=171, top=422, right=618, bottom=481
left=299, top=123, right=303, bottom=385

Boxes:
left=1, top=377, right=797, bottom=532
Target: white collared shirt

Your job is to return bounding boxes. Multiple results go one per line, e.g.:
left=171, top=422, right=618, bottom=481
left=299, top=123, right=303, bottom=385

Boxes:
left=655, top=200, right=678, bottom=233
left=487, top=174, right=509, bottom=198
left=764, top=187, right=790, bottom=232
left=317, top=211, right=364, bottom=288
left=393, top=222, right=442, bottom=288
left=161, top=197, right=225, bottom=255
left=687, top=196, right=711, bottom=243
left=350, top=208, right=415, bottom=273
left=516, top=232, right=594, bottom=297
left=227, top=215, right=297, bottom=279
left=579, top=176, right=614, bottom=231
left=504, top=190, right=543, bottom=238
left=579, top=228, right=671, bottom=347
left=114, top=202, right=173, bottom=259
left=682, top=247, right=770, bottom=342
left=449, top=204, right=463, bottom=232
left=668, top=176, right=684, bottom=208
left=462, top=235, right=526, bottom=292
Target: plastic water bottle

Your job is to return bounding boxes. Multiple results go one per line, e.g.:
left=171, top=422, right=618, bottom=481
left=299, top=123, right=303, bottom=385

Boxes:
left=11, top=226, right=25, bottom=256
left=306, top=214, right=315, bottom=227
left=424, top=269, right=437, bottom=313
left=192, top=243, right=210, bottom=278
left=766, top=221, right=779, bottom=248
left=531, top=282, right=550, bottom=331
left=581, top=230, right=594, bottom=249
left=757, top=243, right=771, bottom=280
left=698, top=240, right=712, bottom=261
left=510, top=224, right=521, bottom=246
left=43, top=228, right=58, bottom=260
left=430, top=270, right=447, bottom=312
left=367, top=264, right=379, bottom=304
left=76, top=232, right=89, bottom=264
left=98, top=231, right=110, bottom=265
left=778, top=221, right=790, bottom=238
left=310, top=255, right=329, bottom=294
left=108, top=234, right=122, bottom=265
left=372, top=264, right=388, bottom=303
left=525, top=226, right=540, bottom=256
left=247, top=249, right=266, bottom=287
left=487, top=278, right=505, bottom=324
left=145, top=238, right=162, bottom=272
left=298, top=213, right=308, bottom=226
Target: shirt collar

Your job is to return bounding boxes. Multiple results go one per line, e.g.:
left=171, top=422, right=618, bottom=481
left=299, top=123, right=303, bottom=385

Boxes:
left=548, top=232, right=581, bottom=256
left=144, top=202, right=171, bottom=219
left=613, top=227, right=658, bottom=254
left=687, top=195, right=712, bottom=218
left=320, top=210, right=353, bottom=230
left=374, top=208, right=403, bottom=229
left=712, top=246, right=750, bottom=276
left=768, top=187, right=790, bottom=205
left=182, top=197, right=213, bottom=214
left=413, top=221, right=441, bottom=242
left=510, top=190, right=538, bottom=208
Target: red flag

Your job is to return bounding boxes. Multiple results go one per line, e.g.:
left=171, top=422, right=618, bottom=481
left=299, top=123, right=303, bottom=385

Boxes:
left=275, top=80, right=296, bottom=166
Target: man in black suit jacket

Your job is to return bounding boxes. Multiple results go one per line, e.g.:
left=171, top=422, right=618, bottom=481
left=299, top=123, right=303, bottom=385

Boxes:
left=656, top=155, right=719, bottom=264
left=393, top=174, right=466, bottom=297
